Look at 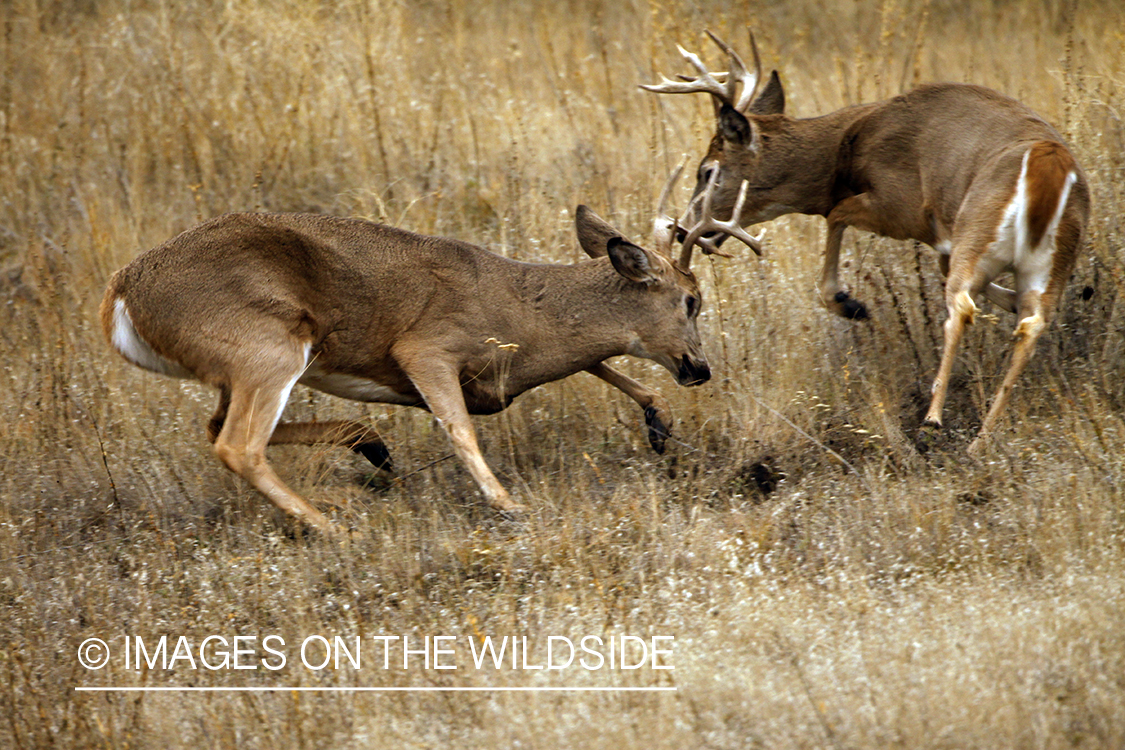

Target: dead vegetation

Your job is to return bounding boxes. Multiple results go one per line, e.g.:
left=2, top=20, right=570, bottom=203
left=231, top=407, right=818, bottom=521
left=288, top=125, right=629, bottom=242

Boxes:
left=1, top=0, right=1124, bottom=747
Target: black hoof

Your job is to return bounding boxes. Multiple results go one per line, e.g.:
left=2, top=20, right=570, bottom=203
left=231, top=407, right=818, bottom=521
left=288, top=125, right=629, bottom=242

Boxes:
left=835, top=291, right=868, bottom=320
left=352, top=441, right=393, bottom=471
left=644, top=406, right=670, bottom=455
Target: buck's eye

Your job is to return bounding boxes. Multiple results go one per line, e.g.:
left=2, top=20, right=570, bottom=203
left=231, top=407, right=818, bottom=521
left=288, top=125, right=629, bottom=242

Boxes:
left=685, top=295, right=699, bottom=317
left=698, top=163, right=718, bottom=185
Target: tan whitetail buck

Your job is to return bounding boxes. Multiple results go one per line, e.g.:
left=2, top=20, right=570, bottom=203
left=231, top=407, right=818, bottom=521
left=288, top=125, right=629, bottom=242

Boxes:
left=100, top=179, right=710, bottom=534
left=643, top=31, right=1090, bottom=451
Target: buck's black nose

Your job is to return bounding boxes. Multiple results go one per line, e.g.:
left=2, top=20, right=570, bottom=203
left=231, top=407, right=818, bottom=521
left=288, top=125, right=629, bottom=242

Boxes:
left=678, top=357, right=711, bottom=386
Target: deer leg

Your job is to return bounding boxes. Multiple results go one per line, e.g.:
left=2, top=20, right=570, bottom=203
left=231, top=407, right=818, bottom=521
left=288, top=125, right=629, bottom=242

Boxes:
left=207, top=385, right=231, bottom=443
left=397, top=358, right=523, bottom=512
left=269, top=421, right=392, bottom=471
left=819, top=221, right=868, bottom=319
left=968, top=280, right=1061, bottom=454
left=983, top=283, right=1017, bottom=313
left=586, top=362, right=672, bottom=453
left=924, top=287, right=978, bottom=427
left=210, top=384, right=390, bottom=469
left=211, top=350, right=339, bottom=534
left=939, top=251, right=1016, bottom=312
left=822, top=195, right=886, bottom=320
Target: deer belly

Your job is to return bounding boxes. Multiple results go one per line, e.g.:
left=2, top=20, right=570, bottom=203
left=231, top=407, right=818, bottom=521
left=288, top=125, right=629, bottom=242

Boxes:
left=299, top=364, right=421, bottom=406
left=460, top=380, right=520, bottom=415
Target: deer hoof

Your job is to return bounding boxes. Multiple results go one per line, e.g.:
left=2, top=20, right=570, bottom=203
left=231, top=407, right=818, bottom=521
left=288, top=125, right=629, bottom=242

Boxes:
left=352, top=440, right=393, bottom=471
left=644, top=405, right=671, bottom=454
left=834, top=291, right=869, bottom=320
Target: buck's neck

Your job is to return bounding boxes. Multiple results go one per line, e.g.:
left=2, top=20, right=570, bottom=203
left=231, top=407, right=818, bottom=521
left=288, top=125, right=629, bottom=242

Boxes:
left=761, top=102, right=878, bottom=217
left=501, top=258, right=644, bottom=370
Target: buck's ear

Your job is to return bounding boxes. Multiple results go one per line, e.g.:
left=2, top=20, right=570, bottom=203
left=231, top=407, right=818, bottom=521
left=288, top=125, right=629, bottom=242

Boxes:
left=718, top=103, right=755, bottom=148
left=607, top=237, right=663, bottom=285
left=575, top=205, right=623, bottom=259
left=748, top=70, right=785, bottom=116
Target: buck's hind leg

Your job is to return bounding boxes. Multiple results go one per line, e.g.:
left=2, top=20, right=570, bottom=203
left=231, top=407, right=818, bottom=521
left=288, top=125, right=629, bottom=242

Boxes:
left=924, top=286, right=978, bottom=427
left=210, top=344, right=339, bottom=533
left=938, top=252, right=1016, bottom=313
left=924, top=235, right=1009, bottom=428
left=208, top=384, right=390, bottom=470
left=968, top=261, right=1070, bottom=454
left=270, top=421, right=392, bottom=471
left=968, top=291, right=1048, bottom=455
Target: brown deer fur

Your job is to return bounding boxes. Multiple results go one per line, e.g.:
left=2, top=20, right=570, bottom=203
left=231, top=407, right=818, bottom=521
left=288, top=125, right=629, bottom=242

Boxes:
left=645, top=34, right=1089, bottom=451
left=101, top=211, right=709, bottom=533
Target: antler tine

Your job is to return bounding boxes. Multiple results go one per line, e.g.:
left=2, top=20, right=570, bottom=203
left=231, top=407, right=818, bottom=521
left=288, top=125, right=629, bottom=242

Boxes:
left=745, top=31, right=764, bottom=110
left=653, top=157, right=688, bottom=257
left=705, top=29, right=761, bottom=113
left=675, top=172, right=717, bottom=269
left=709, top=179, right=765, bottom=255
left=639, top=43, right=736, bottom=106
left=657, top=156, right=688, bottom=217
left=679, top=176, right=764, bottom=268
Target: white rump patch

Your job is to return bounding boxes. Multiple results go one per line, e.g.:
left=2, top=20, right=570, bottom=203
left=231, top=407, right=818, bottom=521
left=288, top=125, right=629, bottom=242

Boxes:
left=110, top=298, right=192, bottom=379
left=990, top=149, right=1078, bottom=296
left=270, top=342, right=311, bottom=432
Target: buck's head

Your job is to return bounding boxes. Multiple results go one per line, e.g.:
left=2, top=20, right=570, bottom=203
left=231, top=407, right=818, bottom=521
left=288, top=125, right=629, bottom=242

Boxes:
left=642, top=30, right=789, bottom=259
left=574, top=199, right=710, bottom=387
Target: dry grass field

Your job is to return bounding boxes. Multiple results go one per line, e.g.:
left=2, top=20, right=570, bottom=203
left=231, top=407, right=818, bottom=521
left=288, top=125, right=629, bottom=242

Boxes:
left=2, top=0, right=1124, bottom=747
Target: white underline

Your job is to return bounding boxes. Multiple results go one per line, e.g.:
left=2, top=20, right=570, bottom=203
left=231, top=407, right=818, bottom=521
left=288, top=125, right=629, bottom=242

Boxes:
left=75, top=686, right=676, bottom=693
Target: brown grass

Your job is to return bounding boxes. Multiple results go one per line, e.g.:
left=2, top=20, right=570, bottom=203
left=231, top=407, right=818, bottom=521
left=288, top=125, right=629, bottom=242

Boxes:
left=2, top=0, right=1124, bottom=747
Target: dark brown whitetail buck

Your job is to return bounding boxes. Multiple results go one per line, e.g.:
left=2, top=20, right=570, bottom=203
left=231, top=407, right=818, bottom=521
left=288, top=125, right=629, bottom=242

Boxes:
left=644, top=31, right=1089, bottom=453
left=101, top=169, right=714, bottom=534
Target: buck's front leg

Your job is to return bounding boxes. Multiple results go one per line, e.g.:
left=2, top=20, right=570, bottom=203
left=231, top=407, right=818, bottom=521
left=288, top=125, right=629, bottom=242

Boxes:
left=821, top=197, right=874, bottom=320
left=585, top=362, right=672, bottom=453
left=397, top=355, right=524, bottom=513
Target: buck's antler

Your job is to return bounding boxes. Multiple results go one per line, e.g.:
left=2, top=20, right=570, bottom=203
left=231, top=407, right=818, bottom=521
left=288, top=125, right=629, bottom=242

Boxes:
left=640, top=29, right=763, bottom=113
left=705, top=30, right=762, bottom=113
left=677, top=171, right=764, bottom=269
left=653, top=157, right=688, bottom=259
left=640, top=43, right=737, bottom=105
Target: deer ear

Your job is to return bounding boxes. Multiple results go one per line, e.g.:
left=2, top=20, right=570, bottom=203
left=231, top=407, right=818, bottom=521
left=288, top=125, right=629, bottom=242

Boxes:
left=748, top=70, right=785, bottom=115
left=607, top=237, right=662, bottom=285
left=575, top=205, right=623, bottom=259
left=718, top=103, right=756, bottom=149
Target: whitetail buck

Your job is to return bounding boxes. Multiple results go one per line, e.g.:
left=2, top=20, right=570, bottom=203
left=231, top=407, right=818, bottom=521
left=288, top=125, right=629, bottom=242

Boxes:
left=100, top=177, right=711, bottom=534
left=644, top=31, right=1090, bottom=451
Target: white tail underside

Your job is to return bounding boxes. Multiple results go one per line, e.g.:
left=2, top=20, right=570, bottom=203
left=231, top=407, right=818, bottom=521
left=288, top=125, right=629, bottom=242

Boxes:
left=109, top=298, right=193, bottom=379
left=993, top=148, right=1078, bottom=295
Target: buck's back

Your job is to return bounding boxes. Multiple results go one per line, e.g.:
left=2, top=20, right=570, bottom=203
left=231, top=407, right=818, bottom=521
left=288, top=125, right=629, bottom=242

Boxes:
left=101, top=213, right=511, bottom=381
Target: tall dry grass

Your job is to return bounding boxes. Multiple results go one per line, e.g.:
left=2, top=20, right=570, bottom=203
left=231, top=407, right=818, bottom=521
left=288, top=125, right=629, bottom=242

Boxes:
left=2, top=0, right=1124, bottom=747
